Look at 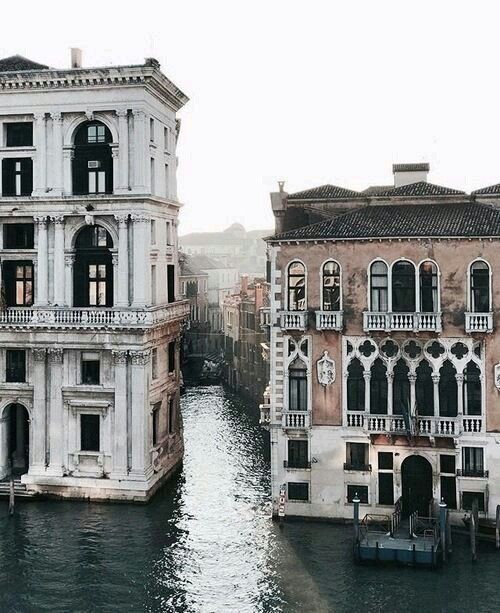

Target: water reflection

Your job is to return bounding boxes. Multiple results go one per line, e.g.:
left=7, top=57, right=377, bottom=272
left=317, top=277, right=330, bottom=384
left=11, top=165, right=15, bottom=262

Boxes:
left=0, top=386, right=499, bottom=612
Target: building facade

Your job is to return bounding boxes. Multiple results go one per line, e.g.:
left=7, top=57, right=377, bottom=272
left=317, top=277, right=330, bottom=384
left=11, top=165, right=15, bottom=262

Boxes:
left=179, top=251, right=210, bottom=362
left=264, top=164, right=500, bottom=522
left=0, top=53, right=189, bottom=501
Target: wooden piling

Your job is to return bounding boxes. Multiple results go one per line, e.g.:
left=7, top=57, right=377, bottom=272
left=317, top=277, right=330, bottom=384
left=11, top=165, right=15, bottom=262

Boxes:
left=8, top=477, right=14, bottom=516
left=496, top=505, right=500, bottom=550
left=446, top=509, right=452, bottom=554
left=439, top=500, right=447, bottom=563
left=470, top=511, right=477, bottom=562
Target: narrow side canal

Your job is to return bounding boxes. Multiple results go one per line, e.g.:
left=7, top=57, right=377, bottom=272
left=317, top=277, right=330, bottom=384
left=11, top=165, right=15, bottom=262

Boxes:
left=0, top=386, right=498, bottom=612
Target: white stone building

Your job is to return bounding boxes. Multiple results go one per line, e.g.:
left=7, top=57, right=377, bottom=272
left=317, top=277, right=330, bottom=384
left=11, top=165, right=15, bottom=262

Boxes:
left=0, top=53, right=189, bottom=501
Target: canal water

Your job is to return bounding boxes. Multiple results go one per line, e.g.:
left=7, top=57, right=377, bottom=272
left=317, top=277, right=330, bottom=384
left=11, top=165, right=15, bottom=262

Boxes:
left=0, top=386, right=499, bottom=612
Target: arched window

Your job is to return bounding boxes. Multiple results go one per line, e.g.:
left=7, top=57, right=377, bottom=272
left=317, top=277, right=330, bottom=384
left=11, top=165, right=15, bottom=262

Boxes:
left=74, top=225, right=114, bottom=307
left=416, top=359, right=434, bottom=416
left=470, top=261, right=491, bottom=313
left=322, top=261, right=341, bottom=311
left=370, top=261, right=388, bottom=312
left=419, top=261, right=438, bottom=313
left=288, top=358, right=307, bottom=411
left=370, top=358, right=387, bottom=414
left=393, top=359, right=410, bottom=415
left=347, top=358, right=365, bottom=411
left=392, top=261, right=416, bottom=312
left=439, top=361, right=458, bottom=417
left=287, top=262, right=306, bottom=311
left=464, top=361, right=481, bottom=416
left=73, top=121, right=113, bottom=195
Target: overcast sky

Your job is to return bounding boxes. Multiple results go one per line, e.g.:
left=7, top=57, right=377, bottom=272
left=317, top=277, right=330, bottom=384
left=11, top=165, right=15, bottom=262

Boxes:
left=2, top=1, right=500, bottom=234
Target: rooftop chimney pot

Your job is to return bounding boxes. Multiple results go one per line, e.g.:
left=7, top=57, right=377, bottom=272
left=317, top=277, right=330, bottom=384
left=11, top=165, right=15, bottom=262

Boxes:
left=71, top=48, right=82, bottom=69
left=393, top=163, right=429, bottom=187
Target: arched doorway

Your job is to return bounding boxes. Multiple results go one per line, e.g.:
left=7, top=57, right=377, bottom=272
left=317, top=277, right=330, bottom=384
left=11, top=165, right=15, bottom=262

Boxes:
left=401, top=455, right=433, bottom=517
left=0, top=403, right=30, bottom=478
left=73, top=225, right=114, bottom=307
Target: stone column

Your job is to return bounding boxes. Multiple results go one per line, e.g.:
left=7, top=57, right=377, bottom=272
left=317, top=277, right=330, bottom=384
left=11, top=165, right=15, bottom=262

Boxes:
left=132, top=110, right=146, bottom=192
left=112, top=350, right=128, bottom=477
left=131, top=214, right=149, bottom=307
left=456, top=373, right=464, bottom=419
left=52, top=215, right=65, bottom=305
left=129, top=350, right=150, bottom=476
left=51, top=113, right=63, bottom=196
left=116, top=110, right=129, bottom=192
left=47, top=348, right=64, bottom=476
left=386, top=371, right=394, bottom=415
left=112, top=252, right=119, bottom=307
left=363, top=370, right=371, bottom=413
left=34, top=216, right=49, bottom=305
left=432, top=373, right=440, bottom=417
left=62, top=147, right=74, bottom=195
left=0, top=414, right=9, bottom=479
left=64, top=253, right=75, bottom=306
left=33, top=112, right=46, bottom=196
left=114, top=214, right=129, bottom=307
left=30, top=348, right=47, bottom=473
left=409, top=373, right=417, bottom=416
left=111, top=147, right=119, bottom=194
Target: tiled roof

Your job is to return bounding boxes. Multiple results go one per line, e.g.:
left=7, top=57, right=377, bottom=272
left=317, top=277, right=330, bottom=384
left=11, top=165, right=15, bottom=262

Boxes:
left=178, top=252, right=209, bottom=277
left=0, top=55, right=49, bottom=72
left=269, top=202, right=500, bottom=241
left=189, top=254, right=227, bottom=270
left=362, top=185, right=393, bottom=195
left=472, top=183, right=500, bottom=195
left=288, top=184, right=363, bottom=200
left=371, top=181, right=465, bottom=197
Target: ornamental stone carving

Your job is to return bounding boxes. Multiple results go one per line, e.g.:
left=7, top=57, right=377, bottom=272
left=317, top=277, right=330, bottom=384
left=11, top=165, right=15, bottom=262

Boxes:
left=495, top=364, right=500, bottom=390
left=130, top=213, right=150, bottom=224
left=33, top=215, right=48, bottom=225
left=317, top=351, right=336, bottom=386
left=51, top=112, right=62, bottom=123
left=116, top=109, right=128, bottom=118
left=114, top=214, right=129, bottom=227
left=48, top=348, right=63, bottom=363
left=32, top=348, right=47, bottom=361
left=51, top=214, right=65, bottom=224
left=112, top=350, right=128, bottom=365
left=129, top=350, right=151, bottom=365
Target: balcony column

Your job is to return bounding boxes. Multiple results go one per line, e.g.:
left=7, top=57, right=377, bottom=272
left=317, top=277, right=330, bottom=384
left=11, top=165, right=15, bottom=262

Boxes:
left=111, top=350, right=129, bottom=478
left=33, top=112, right=46, bottom=196
left=131, top=214, right=149, bottom=308
left=456, top=373, right=464, bottom=422
left=129, top=350, right=150, bottom=476
left=114, top=214, right=129, bottom=307
left=64, top=253, right=75, bottom=307
left=363, top=370, right=371, bottom=413
left=62, top=147, right=74, bottom=195
left=47, top=348, right=64, bottom=476
left=51, top=113, right=63, bottom=196
left=386, top=371, right=394, bottom=415
left=409, top=373, right=417, bottom=417
left=34, top=216, right=49, bottom=306
left=132, top=109, right=147, bottom=192
left=52, top=215, right=65, bottom=306
left=30, top=348, right=47, bottom=473
left=116, top=109, right=129, bottom=193
left=432, top=373, right=440, bottom=417
left=112, top=252, right=119, bottom=307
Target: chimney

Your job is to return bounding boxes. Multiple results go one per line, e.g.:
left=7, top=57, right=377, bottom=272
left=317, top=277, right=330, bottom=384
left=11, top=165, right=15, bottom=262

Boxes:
left=271, top=180, right=288, bottom=234
left=254, top=283, right=263, bottom=310
left=241, top=274, right=249, bottom=294
left=71, top=48, right=82, bottom=69
left=393, top=163, right=429, bottom=187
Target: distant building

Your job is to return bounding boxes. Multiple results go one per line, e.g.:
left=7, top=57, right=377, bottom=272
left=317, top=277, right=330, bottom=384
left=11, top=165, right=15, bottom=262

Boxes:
left=0, top=52, right=189, bottom=502
left=179, top=252, right=209, bottom=358
left=264, top=163, right=500, bottom=522
left=180, top=223, right=271, bottom=277
left=223, top=276, right=269, bottom=400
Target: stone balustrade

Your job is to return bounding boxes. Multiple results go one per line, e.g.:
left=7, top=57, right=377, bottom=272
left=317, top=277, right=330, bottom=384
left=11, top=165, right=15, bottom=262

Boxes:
left=279, top=310, right=308, bottom=331
left=363, top=311, right=442, bottom=332
left=465, top=312, right=493, bottom=333
left=282, top=411, right=309, bottom=429
left=0, top=300, right=190, bottom=330
left=346, top=412, right=484, bottom=435
left=315, top=310, right=343, bottom=331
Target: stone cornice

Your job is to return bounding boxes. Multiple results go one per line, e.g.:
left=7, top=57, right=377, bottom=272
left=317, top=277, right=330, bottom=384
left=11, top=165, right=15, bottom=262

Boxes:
left=0, top=64, right=189, bottom=112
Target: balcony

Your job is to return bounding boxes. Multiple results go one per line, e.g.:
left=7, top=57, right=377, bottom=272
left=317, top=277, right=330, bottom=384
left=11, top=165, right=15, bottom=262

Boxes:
left=0, top=301, right=190, bottom=330
left=282, top=411, right=310, bottom=429
left=363, top=312, right=441, bottom=332
left=259, top=403, right=270, bottom=427
left=345, top=412, right=481, bottom=437
left=315, top=310, right=343, bottom=331
left=284, top=460, right=311, bottom=469
left=465, top=312, right=493, bottom=333
left=260, top=307, right=271, bottom=329
left=457, top=469, right=489, bottom=478
left=279, top=310, right=308, bottom=331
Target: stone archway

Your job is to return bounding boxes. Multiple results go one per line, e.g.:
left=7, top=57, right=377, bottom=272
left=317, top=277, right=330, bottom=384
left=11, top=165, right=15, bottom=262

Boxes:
left=401, top=454, right=433, bottom=517
left=0, top=403, right=30, bottom=479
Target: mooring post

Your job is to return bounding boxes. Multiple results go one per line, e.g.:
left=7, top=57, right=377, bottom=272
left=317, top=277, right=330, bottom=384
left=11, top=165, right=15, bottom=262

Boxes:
left=470, top=507, right=477, bottom=562
left=446, top=508, right=452, bottom=554
left=439, top=500, right=447, bottom=563
left=353, top=494, right=360, bottom=545
left=496, top=505, right=500, bottom=550
left=8, top=476, right=15, bottom=516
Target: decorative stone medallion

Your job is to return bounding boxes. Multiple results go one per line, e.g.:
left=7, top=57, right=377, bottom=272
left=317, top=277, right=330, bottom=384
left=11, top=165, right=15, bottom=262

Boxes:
left=317, top=350, right=335, bottom=386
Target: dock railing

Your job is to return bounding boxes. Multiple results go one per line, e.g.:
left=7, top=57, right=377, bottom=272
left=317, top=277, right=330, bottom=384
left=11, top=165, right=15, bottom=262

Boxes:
left=391, top=497, right=402, bottom=536
left=360, top=514, right=391, bottom=540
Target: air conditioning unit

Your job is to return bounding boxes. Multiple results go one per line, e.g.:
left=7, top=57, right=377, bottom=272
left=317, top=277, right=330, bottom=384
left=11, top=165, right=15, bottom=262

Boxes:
left=87, top=160, right=101, bottom=169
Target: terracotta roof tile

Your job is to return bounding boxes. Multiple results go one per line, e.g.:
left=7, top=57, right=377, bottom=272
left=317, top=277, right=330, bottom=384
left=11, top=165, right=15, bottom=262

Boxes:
left=0, top=55, right=49, bottom=72
left=472, top=183, right=500, bottom=195
left=288, top=184, right=363, bottom=200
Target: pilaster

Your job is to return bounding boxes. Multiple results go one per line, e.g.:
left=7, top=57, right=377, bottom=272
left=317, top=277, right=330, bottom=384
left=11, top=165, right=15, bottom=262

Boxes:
left=129, top=349, right=151, bottom=477
left=114, top=214, right=129, bottom=306
left=111, top=350, right=129, bottom=478
left=52, top=215, right=65, bottom=305
left=30, top=348, right=47, bottom=473
left=33, top=112, right=47, bottom=196
left=51, top=112, right=63, bottom=196
left=47, top=348, right=64, bottom=476
left=34, top=216, right=49, bottom=305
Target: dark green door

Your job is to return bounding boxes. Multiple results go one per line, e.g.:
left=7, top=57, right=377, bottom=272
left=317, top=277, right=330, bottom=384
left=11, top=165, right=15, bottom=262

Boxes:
left=401, top=455, right=433, bottom=517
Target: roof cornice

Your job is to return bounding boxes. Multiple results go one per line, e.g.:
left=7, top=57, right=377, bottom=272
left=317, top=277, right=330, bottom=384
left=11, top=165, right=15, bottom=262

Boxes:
left=0, top=64, right=189, bottom=111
